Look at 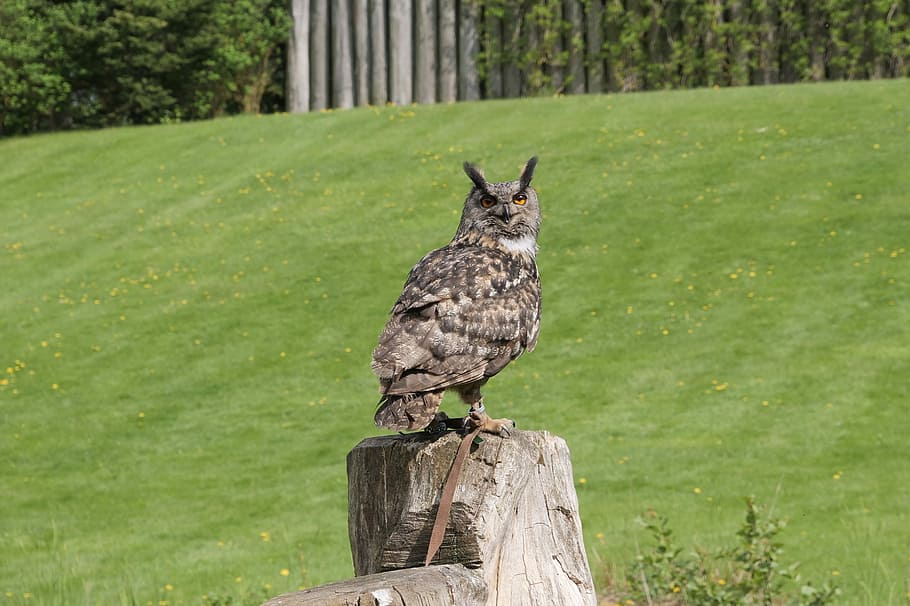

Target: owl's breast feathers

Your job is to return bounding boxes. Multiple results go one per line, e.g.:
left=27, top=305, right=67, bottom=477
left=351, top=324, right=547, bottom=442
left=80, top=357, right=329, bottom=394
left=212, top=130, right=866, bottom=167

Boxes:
left=371, top=242, right=541, bottom=395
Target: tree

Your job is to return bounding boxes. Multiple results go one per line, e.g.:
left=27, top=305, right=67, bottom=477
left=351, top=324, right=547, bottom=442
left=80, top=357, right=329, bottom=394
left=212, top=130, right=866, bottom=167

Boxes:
left=288, top=0, right=311, bottom=112
left=205, top=0, right=291, bottom=115
left=0, top=0, right=70, bottom=135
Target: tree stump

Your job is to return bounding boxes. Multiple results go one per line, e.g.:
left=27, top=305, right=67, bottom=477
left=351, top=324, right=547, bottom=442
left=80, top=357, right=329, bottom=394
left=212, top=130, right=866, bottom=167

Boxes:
left=262, top=430, right=596, bottom=606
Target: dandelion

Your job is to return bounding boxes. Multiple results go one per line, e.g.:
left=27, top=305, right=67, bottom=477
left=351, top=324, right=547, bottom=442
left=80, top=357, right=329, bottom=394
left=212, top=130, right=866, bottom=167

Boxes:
left=693, top=487, right=702, bottom=494
left=280, top=568, right=290, bottom=577
left=260, top=531, right=271, bottom=542
left=578, top=477, right=587, bottom=485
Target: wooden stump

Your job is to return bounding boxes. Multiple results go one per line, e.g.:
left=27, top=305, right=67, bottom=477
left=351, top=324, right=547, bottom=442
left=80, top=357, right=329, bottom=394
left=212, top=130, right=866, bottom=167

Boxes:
left=263, top=430, right=596, bottom=606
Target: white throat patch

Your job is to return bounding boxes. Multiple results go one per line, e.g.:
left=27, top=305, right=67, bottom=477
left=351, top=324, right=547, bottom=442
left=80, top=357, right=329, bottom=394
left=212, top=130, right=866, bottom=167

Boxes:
left=499, top=234, right=537, bottom=255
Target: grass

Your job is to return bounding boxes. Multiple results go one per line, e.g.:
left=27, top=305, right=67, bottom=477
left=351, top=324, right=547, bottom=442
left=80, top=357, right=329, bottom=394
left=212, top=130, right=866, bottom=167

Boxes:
left=1, top=79, right=908, bottom=605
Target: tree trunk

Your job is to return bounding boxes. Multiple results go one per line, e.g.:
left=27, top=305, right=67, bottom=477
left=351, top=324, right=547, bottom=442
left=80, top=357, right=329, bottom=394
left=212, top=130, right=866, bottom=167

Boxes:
left=807, top=0, right=827, bottom=81
left=458, top=0, right=481, bottom=100
left=369, top=0, right=388, bottom=105
left=566, top=0, right=586, bottom=93
left=502, top=3, right=522, bottom=97
left=311, top=0, right=330, bottom=109
left=758, top=0, right=779, bottom=85
left=352, top=0, right=369, bottom=105
left=548, top=0, right=566, bottom=93
left=389, top=0, right=413, bottom=105
left=288, top=0, right=311, bottom=112
left=438, top=0, right=457, bottom=102
left=484, top=9, right=504, bottom=98
left=585, top=0, right=605, bottom=93
left=332, top=0, right=355, bottom=108
left=262, top=564, right=485, bottom=605
left=263, top=430, right=597, bottom=606
left=415, top=0, right=437, bottom=104
left=729, top=0, right=751, bottom=86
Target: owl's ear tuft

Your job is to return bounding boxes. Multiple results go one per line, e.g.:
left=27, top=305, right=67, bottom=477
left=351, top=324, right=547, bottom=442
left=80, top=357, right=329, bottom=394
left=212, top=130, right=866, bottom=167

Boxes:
left=519, top=156, right=538, bottom=190
left=463, top=162, right=486, bottom=190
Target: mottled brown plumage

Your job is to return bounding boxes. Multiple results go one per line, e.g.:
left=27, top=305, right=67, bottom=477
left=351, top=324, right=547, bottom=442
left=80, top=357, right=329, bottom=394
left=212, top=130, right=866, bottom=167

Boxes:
left=371, top=157, right=542, bottom=434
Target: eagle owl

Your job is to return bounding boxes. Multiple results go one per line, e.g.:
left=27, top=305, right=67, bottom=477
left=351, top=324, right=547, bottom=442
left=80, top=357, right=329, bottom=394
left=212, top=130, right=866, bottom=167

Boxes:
left=371, top=157, right=541, bottom=435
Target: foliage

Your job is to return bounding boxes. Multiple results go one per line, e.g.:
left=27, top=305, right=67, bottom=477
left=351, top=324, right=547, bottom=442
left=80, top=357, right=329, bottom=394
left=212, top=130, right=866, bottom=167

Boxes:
left=0, top=0, right=288, bottom=135
left=201, top=0, right=290, bottom=116
left=0, top=0, right=70, bottom=134
left=474, top=0, right=910, bottom=95
left=623, top=499, right=840, bottom=606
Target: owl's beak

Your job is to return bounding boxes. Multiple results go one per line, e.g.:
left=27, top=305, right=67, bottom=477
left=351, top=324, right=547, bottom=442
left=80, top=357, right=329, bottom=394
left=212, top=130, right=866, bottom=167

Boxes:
left=496, top=204, right=512, bottom=224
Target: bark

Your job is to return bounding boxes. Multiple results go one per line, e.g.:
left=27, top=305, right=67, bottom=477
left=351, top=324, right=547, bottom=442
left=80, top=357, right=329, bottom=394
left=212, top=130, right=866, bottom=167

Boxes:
left=438, top=0, right=458, bottom=102
left=288, top=0, right=311, bottom=112
left=458, top=0, right=481, bottom=100
left=353, top=0, right=369, bottom=104
left=311, top=0, right=330, bottom=109
left=369, top=0, right=388, bottom=104
left=389, top=0, right=414, bottom=105
left=332, top=0, right=355, bottom=108
left=415, top=0, right=437, bottom=103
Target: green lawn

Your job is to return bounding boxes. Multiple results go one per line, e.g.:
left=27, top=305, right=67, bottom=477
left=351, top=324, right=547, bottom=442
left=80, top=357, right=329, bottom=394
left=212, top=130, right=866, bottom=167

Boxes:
left=1, top=80, right=908, bottom=606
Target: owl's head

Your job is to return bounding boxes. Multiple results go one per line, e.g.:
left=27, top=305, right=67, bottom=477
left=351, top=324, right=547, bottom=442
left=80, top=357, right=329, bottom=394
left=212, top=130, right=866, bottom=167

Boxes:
left=454, top=157, right=540, bottom=254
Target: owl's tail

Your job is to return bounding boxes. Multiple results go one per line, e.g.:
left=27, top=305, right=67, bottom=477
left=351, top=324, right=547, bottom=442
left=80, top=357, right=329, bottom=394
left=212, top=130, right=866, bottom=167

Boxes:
left=374, top=390, right=444, bottom=432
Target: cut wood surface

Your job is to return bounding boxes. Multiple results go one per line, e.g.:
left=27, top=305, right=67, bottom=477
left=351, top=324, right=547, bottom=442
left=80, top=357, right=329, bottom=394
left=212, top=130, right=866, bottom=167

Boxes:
left=264, top=429, right=596, bottom=606
left=261, top=564, right=484, bottom=606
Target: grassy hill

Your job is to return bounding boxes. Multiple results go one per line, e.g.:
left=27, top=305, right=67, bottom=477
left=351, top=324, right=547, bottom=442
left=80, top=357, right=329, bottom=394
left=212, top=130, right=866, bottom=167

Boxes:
left=1, top=79, right=908, bottom=605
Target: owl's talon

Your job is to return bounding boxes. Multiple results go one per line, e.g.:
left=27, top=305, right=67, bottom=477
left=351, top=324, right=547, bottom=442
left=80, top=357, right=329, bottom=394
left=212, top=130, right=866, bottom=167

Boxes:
left=464, top=410, right=515, bottom=437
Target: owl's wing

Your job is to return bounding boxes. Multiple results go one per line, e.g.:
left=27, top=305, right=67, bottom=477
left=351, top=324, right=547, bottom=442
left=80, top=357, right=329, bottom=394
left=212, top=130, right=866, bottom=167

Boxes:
left=371, top=245, right=541, bottom=395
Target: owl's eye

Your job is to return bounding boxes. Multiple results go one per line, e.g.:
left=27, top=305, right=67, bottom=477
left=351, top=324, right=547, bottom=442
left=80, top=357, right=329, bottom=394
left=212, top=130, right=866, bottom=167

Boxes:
left=513, top=193, right=528, bottom=205
left=480, top=196, right=496, bottom=209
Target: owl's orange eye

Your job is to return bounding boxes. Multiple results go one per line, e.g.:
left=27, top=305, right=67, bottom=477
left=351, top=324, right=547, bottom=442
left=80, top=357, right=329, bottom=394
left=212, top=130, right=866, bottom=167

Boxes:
left=480, top=196, right=496, bottom=209
left=513, top=193, right=527, bottom=205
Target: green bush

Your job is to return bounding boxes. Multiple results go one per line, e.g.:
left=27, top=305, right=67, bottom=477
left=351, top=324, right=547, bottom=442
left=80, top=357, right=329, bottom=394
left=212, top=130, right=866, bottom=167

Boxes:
left=621, top=498, right=840, bottom=606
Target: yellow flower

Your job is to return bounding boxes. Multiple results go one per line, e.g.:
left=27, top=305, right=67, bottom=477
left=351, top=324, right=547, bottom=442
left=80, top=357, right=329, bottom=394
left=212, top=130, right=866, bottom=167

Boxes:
left=693, top=487, right=702, bottom=494
left=280, top=568, right=290, bottom=577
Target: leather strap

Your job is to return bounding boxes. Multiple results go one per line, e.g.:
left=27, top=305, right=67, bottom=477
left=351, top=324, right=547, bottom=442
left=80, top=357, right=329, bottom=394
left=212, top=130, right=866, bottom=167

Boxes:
left=424, top=427, right=481, bottom=566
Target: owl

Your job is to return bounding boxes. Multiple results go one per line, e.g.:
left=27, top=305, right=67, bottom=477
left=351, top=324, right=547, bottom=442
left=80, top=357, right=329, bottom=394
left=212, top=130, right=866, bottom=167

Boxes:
left=371, top=157, right=541, bottom=436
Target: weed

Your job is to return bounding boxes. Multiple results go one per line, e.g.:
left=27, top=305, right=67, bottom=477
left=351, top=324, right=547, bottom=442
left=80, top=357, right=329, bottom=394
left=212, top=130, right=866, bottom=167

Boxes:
left=621, top=498, right=840, bottom=606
